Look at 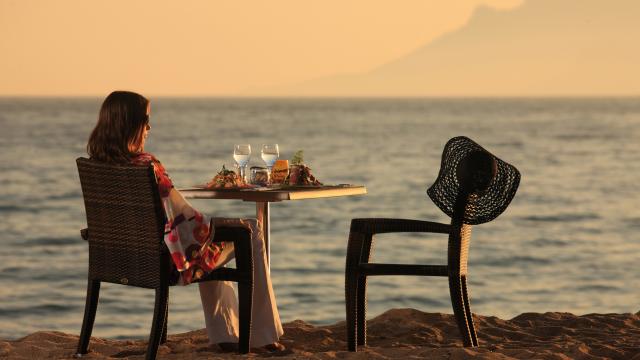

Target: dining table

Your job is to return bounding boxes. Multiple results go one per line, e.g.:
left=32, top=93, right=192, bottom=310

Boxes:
left=179, top=184, right=367, bottom=269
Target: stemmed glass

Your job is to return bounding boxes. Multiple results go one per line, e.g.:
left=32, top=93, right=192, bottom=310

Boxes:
left=233, top=144, right=251, bottom=183
left=261, top=144, right=279, bottom=183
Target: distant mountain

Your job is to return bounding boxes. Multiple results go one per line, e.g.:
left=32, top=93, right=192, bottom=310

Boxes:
left=256, top=0, right=640, bottom=96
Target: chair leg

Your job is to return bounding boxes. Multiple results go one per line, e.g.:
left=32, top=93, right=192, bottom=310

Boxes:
left=449, top=275, right=475, bottom=347
left=345, top=269, right=359, bottom=351
left=146, top=285, right=169, bottom=360
left=76, top=279, right=101, bottom=355
left=356, top=235, right=373, bottom=348
left=161, top=289, right=169, bottom=344
left=461, top=275, right=479, bottom=346
left=346, top=230, right=369, bottom=352
left=233, top=227, right=254, bottom=354
left=237, top=281, right=253, bottom=354
left=160, top=302, right=168, bottom=344
left=355, top=276, right=368, bottom=347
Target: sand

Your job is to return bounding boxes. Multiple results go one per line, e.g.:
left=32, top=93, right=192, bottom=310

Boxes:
left=2, top=309, right=639, bottom=359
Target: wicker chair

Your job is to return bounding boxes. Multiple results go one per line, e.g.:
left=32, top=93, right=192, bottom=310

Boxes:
left=75, top=157, right=254, bottom=359
left=345, top=136, right=520, bottom=350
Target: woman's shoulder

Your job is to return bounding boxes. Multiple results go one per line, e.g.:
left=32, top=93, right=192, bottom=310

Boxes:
left=130, top=152, right=161, bottom=166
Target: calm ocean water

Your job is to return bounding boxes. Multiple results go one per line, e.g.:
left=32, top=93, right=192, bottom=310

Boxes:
left=1, top=97, right=639, bottom=340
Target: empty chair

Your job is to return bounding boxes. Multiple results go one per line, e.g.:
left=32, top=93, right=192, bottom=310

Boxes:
left=75, top=158, right=254, bottom=359
left=345, top=136, right=520, bottom=350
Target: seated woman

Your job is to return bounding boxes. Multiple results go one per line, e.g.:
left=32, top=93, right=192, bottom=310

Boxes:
left=86, top=90, right=285, bottom=353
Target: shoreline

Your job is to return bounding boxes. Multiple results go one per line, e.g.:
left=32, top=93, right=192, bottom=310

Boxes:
left=2, top=308, right=639, bottom=359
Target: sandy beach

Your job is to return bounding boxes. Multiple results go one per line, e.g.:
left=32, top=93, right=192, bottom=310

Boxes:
left=2, top=308, right=639, bottom=359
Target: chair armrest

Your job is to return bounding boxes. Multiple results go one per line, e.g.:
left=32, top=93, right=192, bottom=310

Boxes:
left=209, top=219, right=253, bottom=246
left=350, top=218, right=451, bottom=235
left=80, top=228, right=89, bottom=241
left=211, top=226, right=253, bottom=246
left=208, top=220, right=254, bottom=276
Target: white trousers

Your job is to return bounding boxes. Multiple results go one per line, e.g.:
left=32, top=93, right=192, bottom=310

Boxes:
left=198, top=218, right=283, bottom=347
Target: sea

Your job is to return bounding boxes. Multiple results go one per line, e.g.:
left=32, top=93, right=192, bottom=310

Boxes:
left=1, top=97, right=639, bottom=340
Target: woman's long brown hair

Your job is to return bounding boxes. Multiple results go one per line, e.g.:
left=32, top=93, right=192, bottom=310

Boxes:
left=87, top=91, right=149, bottom=163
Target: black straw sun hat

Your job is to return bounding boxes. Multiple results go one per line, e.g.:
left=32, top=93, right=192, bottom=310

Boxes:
left=427, top=136, right=521, bottom=225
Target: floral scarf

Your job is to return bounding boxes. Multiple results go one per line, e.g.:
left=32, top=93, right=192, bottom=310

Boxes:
left=131, top=152, right=223, bottom=285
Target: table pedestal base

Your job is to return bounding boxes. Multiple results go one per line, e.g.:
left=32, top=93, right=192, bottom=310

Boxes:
left=256, top=202, right=270, bottom=272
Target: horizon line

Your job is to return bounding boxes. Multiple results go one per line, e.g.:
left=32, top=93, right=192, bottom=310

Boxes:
left=1, top=94, right=640, bottom=100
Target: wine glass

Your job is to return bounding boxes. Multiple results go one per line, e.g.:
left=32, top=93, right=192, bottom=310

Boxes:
left=261, top=144, right=279, bottom=183
left=233, top=144, right=251, bottom=183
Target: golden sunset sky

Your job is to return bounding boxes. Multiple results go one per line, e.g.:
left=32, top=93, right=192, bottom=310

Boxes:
left=1, top=0, right=523, bottom=96
left=1, top=0, right=638, bottom=96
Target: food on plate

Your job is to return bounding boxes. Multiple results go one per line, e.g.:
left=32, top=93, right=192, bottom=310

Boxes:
left=271, top=159, right=289, bottom=184
left=284, top=150, right=322, bottom=186
left=287, top=164, right=322, bottom=186
left=206, top=165, right=246, bottom=189
left=291, top=150, right=304, bottom=166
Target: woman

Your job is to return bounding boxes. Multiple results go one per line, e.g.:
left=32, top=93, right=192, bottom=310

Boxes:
left=86, top=91, right=285, bottom=352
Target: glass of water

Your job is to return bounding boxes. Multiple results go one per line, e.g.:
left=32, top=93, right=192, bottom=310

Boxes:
left=261, top=144, right=279, bottom=183
left=233, top=144, right=251, bottom=183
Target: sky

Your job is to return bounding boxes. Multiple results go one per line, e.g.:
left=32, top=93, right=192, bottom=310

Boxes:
left=0, top=0, right=523, bottom=96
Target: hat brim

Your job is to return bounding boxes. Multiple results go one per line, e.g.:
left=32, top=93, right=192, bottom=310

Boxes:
left=427, top=136, right=520, bottom=225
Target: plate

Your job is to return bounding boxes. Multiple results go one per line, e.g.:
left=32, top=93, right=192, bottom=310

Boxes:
left=185, top=184, right=257, bottom=191
left=182, top=184, right=357, bottom=191
left=266, top=184, right=354, bottom=190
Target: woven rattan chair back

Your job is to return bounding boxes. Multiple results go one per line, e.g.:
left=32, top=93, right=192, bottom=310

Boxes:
left=75, top=157, right=254, bottom=359
left=77, top=157, right=168, bottom=289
